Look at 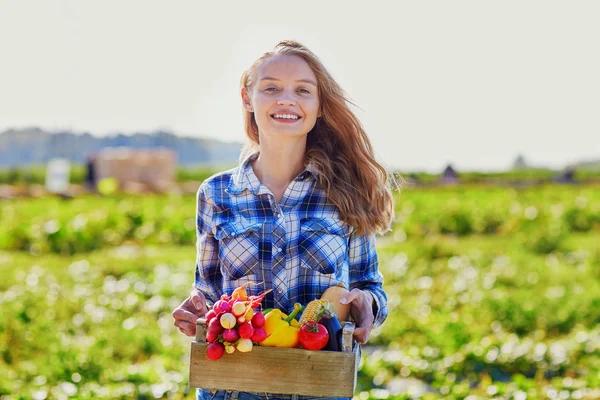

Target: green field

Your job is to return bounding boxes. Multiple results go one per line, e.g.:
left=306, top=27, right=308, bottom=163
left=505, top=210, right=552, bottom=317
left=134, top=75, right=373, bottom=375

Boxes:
left=1, top=184, right=600, bottom=399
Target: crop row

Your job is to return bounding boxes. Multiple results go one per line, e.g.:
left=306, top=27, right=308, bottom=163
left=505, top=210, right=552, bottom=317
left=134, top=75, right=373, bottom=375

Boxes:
left=1, top=186, right=599, bottom=255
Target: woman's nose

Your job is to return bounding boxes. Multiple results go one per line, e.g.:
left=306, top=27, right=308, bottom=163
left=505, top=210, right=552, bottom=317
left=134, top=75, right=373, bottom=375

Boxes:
left=276, top=91, right=296, bottom=106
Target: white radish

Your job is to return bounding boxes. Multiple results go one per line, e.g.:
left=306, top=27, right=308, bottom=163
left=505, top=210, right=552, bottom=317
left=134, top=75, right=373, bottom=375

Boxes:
left=231, top=301, right=247, bottom=317
left=220, top=313, right=237, bottom=329
left=237, top=338, right=253, bottom=353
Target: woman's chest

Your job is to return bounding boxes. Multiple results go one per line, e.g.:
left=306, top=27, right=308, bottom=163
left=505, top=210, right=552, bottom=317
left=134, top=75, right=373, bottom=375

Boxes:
left=212, top=203, right=351, bottom=275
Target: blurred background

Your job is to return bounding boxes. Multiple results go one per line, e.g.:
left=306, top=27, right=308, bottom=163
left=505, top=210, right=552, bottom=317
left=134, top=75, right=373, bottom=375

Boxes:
left=1, top=1, right=599, bottom=399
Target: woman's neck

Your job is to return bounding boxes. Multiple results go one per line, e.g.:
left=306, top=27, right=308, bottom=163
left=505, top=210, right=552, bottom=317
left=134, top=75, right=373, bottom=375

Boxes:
left=251, top=138, right=307, bottom=194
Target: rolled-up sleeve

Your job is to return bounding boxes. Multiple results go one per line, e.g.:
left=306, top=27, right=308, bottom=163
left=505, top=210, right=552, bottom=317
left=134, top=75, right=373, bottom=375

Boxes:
left=347, top=231, right=389, bottom=329
left=193, top=184, right=222, bottom=307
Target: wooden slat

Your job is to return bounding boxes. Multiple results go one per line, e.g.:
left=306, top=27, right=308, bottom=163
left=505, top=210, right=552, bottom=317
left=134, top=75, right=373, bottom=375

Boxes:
left=189, top=343, right=358, bottom=397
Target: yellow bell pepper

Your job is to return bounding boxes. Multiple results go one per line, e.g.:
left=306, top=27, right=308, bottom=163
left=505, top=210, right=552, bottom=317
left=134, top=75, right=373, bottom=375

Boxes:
left=259, top=303, right=303, bottom=348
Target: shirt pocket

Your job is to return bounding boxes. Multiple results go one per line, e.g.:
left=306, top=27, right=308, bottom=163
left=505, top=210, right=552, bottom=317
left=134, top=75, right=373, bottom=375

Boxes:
left=214, top=220, right=264, bottom=281
left=298, top=217, right=348, bottom=275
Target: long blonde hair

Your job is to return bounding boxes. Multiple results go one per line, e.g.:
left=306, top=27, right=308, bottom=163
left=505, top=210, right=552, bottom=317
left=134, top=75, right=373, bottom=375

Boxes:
left=239, top=40, right=397, bottom=236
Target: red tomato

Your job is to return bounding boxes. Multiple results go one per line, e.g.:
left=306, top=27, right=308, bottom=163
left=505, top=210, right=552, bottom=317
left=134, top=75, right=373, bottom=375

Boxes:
left=298, top=322, right=329, bottom=350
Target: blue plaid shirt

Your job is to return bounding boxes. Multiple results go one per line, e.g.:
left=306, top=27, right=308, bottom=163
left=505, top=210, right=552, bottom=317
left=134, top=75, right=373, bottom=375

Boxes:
left=194, top=152, right=388, bottom=328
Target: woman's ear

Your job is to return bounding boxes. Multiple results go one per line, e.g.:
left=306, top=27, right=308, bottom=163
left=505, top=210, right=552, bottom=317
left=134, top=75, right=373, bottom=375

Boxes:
left=241, top=87, right=253, bottom=113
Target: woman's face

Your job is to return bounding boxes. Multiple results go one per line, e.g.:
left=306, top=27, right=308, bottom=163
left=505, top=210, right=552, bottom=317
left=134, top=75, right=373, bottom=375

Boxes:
left=244, top=55, right=320, bottom=141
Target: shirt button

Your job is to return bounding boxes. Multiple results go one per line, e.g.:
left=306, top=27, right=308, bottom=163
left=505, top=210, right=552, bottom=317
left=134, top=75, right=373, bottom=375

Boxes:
left=274, top=246, right=282, bottom=253
left=278, top=289, right=283, bottom=294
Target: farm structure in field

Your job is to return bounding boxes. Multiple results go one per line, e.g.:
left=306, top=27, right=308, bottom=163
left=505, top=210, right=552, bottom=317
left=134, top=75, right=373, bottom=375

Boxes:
left=441, top=164, right=460, bottom=184
left=86, top=147, right=177, bottom=193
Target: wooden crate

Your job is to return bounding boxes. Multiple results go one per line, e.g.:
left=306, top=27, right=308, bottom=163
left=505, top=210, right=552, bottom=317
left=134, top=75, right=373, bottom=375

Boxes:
left=189, top=318, right=360, bottom=397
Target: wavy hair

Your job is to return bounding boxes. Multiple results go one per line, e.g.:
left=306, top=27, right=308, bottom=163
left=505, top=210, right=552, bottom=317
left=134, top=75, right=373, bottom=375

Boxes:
left=239, top=40, right=397, bottom=236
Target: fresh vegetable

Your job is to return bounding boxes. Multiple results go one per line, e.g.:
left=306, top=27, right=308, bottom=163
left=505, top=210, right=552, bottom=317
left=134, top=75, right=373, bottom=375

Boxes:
left=225, top=345, right=236, bottom=354
left=238, top=322, right=254, bottom=339
left=231, top=301, right=247, bottom=317
left=259, top=303, right=303, bottom=348
left=203, top=284, right=273, bottom=360
left=318, top=310, right=343, bottom=352
left=206, top=342, right=225, bottom=360
left=250, top=328, right=267, bottom=343
left=298, top=322, right=329, bottom=350
left=206, top=330, right=219, bottom=343
left=222, top=328, right=240, bottom=343
left=237, top=338, right=253, bottom=353
left=247, top=289, right=273, bottom=308
left=299, top=299, right=327, bottom=324
left=220, top=313, right=237, bottom=329
left=244, top=307, right=254, bottom=322
left=231, top=281, right=254, bottom=301
left=213, top=299, right=232, bottom=315
left=251, top=311, right=265, bottom=328
left=208, top=318, right=224, bottom=335
left=205, top=309, right=217, bottom=324
left=320, top=283, right=351, bottom=321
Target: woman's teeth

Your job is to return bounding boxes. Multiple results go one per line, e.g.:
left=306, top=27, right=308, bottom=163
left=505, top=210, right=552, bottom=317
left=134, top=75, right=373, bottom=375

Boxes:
left=273, top=114, right=299, bottom=120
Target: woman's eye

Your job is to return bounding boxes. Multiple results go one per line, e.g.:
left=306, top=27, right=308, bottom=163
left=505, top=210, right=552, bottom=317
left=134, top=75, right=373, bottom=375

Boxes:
left=265, top=87, right=278, bottom=92
left=298, top=88, right=310, bottom=94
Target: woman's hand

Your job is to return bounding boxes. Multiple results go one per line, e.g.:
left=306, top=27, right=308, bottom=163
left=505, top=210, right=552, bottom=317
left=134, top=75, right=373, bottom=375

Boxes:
left=340, top=289, right=375, bottom=344
left=172, top=288, right=209, bottom=337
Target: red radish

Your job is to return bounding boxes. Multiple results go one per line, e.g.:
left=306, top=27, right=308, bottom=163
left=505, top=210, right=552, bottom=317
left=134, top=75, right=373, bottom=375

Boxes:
left=251, top=312, right=265, bottom=328
left=208, top=318, right=224, bottom=334
left=205, top=309, right=217, bottom=324
left=213, top=299, right=231, bottom=315
left=206, top=330, right=219, bottom=343
left=222, top=328, right=239, bottom=343
left=228, top=298, right=236, bottom=307
left=220, top=313, right=236, bottom=329
left=206, top=342, right=225, bottom=360
left=247, top=289, right=273, bottom=308
left=220, top=293, right=230, bottom=301
left=231, top=301, right=247, bottom=317
left=250, top=328, right=267, bottom=343
left=238, top=322, right=254, bottom=339
left=237, top=338, right=253, bottom=353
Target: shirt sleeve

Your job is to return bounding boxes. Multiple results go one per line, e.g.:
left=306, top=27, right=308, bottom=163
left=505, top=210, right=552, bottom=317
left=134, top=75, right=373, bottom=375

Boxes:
left=193, top=183, right=222, bottom=307
left=347, top=231, right=389, bottom=329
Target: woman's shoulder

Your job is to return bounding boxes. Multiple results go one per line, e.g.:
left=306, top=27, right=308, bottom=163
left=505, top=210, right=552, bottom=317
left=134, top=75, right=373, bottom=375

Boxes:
left=199, top=167, right=238, bottom=191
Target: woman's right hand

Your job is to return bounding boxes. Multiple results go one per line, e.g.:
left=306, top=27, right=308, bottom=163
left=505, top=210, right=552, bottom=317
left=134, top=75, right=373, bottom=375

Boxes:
left=172, top=288, right=209, bottom=337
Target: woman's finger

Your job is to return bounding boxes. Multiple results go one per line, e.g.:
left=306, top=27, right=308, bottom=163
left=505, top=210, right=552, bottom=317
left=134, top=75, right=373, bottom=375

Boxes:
left=174, top=319, right=196, bottom=335
left=353, top=326, right=370, bottom=344
left=190, top=292, right=208, bottom=314
left=180, top=327, right=195, bottom=337
left=339, top=288, right=363, bottom=305
left=172, top=308, right=199, bottom=325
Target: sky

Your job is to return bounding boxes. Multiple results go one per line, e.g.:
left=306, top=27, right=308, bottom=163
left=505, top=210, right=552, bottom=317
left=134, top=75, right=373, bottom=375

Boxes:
left=0, top=0, right=598, bottom=172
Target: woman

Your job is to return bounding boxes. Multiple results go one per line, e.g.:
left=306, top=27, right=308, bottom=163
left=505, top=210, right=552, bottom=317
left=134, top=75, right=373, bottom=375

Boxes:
left=172, top=40, right=396, bottom=400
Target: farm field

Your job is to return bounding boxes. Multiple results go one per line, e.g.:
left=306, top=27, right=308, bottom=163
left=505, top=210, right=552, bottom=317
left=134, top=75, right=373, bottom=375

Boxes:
left=1, top=184, right=600, bottom=399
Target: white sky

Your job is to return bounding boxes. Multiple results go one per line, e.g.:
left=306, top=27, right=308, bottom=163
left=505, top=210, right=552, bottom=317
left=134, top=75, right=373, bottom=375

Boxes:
left=0, top=0, right=598, bottom=172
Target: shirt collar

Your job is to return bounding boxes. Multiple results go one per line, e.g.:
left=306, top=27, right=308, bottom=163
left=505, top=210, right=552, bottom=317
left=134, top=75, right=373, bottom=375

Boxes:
left=227, top=151, right=319, bottom=195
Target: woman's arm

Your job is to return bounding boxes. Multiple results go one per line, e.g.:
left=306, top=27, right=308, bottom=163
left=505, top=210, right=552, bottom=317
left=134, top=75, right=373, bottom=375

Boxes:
left=193, top=183, right=223, bottom=307
left=172, top=184, right=223, bottom=337
left=347, top=231, right=389, bottom=329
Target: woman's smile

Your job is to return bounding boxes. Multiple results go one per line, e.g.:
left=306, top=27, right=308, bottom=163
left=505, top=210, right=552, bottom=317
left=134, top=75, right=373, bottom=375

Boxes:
left=270, top=113, right=302, bottom=123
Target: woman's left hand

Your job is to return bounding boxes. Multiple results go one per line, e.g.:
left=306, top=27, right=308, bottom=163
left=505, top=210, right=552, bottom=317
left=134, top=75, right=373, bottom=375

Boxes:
left=339, top=289, right=375, bottom=344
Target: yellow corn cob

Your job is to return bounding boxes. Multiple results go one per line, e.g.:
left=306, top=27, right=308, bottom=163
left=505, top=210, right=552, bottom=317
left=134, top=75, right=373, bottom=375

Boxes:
left=299, top=299, right=327, bottom=325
